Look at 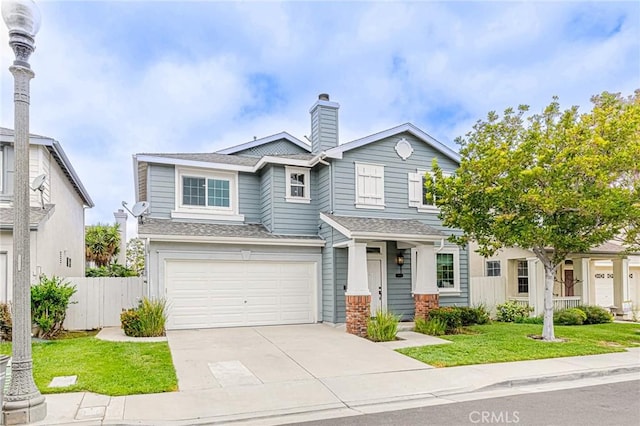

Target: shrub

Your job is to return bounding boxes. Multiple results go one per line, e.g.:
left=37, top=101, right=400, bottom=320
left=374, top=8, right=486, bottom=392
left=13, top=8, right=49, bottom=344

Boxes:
left=121, top=297, right=167, bottom=337
left=496, top=301, right=533, bottom=322
left=120, top=308, right=142, bottom=337
left=0, top=303, right=12, bottom=341
left=515, top=314, right=544, bottom=324
left=576, top=305, right=613, bottom=324
left=367, top=309, right=400, bottom=342
left=137, top=298, right=167, bottom=337
left=554, top=308, right=587, bottom=326
left=415, top=317, right=447, bottom=336
left=428, top=307, right=462, bottom=334
left=31, top=275, right=77, bottom=339
left=457, top=305, right=491, bottom=326
left=86, top=264, right=138, bottom=277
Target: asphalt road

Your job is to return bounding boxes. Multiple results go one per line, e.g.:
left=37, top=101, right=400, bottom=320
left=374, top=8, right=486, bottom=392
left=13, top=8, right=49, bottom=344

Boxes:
left=296, top=380, right=640, bottom=426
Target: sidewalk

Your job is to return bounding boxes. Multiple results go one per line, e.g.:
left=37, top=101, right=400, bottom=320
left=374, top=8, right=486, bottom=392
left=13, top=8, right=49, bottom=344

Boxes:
left=32, top=345, right=640, bottom=426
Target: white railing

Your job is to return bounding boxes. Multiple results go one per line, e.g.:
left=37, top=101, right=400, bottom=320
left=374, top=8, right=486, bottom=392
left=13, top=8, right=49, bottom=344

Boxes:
left=508, top=296, right=582, bottom=312
left=553, top=296, right=582, bottom=311
left=508, top=297, right=530, bottom=309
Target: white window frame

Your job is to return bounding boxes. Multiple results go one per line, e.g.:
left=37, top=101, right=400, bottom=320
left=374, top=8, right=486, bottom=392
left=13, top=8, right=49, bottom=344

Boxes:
left=354, top=162, right=385, bottom=210
left=172, top=166, right=244, bottom=221
left=285, top=166, right=311, bottom=204
left=517, top=260, right=529, bottom=295
left=486, top=260, right=501, bottom=277
left=408, top=169, right=450, bottom=212
left=0, top=148, right=3, bottom=192
left=410, top=246, right=461, bottom=295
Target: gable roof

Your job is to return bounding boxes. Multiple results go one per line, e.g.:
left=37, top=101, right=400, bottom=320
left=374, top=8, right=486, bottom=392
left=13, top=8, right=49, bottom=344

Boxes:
left=216, top=132, right=310, bottom=155
left=0, top=128, right=94, bottom=207
left=325, top=123, right=460, bottom=164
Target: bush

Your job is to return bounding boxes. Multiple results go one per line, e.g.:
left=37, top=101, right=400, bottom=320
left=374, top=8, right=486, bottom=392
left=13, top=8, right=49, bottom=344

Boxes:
left=554, top=308, right=587, bottom=326
left=367, top=309, right=400, bottom=342
left=515, top=314, right=544, bottom=324
left=576, top=305, right=613, bottom=324
left=415, top=317, right=447, bottom=336
left=0, top=303, right=12, bottom=341
left=86, top=264, right=138, bottom=277
left=428, top=307, right=463, bottom=334
left=120, top=308, right=142, bottom=337
left=121, top=297, right=167, bottom=337
left=457, top=305, right=491, bottom=326
left=31, top=275, right=77, bottom=339
left=496, top=301, right=533, bottom=322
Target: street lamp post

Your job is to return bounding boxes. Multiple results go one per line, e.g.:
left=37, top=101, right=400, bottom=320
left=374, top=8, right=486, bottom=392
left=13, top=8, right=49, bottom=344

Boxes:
left=1, top=0, right=46, bottom=424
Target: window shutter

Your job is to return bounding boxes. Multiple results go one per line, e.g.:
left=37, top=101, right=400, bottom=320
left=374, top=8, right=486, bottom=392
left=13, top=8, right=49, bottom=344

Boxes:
left=408, top=172, right=421, bottom=207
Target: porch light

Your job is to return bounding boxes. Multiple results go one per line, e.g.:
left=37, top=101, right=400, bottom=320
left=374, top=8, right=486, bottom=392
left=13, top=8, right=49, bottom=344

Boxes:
left=396, top=252, right=405, bottom=266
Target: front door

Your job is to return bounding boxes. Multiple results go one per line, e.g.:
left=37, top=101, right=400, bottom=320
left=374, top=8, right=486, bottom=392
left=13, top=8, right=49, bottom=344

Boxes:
left=564, top=269, right=574, bottom=297
left=367, top=259, right=382, bottom=315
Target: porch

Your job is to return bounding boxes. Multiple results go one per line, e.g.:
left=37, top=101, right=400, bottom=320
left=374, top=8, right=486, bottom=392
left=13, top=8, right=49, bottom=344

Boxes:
left=508, top=296, right=582, bottom=311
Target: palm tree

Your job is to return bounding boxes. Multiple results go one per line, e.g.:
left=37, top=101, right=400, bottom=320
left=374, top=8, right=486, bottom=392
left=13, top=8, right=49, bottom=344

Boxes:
left=85, top=223, right=121, bottom=267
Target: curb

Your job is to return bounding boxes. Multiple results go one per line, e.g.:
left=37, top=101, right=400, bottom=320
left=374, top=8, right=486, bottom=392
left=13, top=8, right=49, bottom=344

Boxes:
left=475, top=365, right=640, bottom=391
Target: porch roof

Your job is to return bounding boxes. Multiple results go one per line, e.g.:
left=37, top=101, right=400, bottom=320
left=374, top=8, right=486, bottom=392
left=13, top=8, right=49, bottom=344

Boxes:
left=320, top=213, right=445, bottom=242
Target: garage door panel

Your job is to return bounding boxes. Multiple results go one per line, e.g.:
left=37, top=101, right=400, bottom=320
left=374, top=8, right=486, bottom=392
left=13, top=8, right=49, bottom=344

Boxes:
left=165, top=259, right=316, bottom=329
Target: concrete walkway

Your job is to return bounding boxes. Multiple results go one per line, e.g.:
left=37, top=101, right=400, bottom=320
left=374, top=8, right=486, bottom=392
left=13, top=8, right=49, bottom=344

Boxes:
left=31, top=324, right=640, bottom=425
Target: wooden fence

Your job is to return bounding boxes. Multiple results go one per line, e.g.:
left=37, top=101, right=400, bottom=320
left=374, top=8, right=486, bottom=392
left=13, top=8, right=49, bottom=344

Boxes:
left=469, top=276, right=506, bottom=316
left=63, top=277, right=145, bottom=330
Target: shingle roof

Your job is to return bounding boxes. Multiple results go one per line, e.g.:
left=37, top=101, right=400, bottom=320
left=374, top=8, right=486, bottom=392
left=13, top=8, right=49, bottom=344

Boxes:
left=138, top=152, right=260, bottom=166
left=323, top=213, right=444, bottom=237
left=138, top=218, right=323, bottom=241
left=0, top=205, right=55, bottom=229
left=588, top=241, right=631, bottom=254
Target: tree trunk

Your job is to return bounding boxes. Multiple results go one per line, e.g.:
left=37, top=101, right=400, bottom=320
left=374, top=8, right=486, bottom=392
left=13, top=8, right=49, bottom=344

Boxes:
left=542, top=264, right=556, bottom=341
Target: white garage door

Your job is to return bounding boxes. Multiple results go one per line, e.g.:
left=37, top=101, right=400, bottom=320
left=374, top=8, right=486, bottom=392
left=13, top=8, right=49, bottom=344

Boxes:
left=165, top=259, right=316, bottom=329
left=594, top=268, right=614, bottom=308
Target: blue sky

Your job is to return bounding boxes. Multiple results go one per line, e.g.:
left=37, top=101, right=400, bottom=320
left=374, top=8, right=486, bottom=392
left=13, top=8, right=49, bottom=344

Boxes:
left=1, top=0, right=639, bottom=237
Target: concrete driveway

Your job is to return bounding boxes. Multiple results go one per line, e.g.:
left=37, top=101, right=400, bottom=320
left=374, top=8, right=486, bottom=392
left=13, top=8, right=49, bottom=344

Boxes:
left=166, top=324, right=432, bottom=392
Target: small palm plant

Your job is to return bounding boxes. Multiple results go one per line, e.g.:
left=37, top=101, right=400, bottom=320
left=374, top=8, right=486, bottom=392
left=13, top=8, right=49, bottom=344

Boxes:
left=367, top=309, right=401, bottom=342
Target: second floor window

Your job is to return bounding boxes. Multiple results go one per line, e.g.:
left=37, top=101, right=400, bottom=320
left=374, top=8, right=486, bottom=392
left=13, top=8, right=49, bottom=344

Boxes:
left=182, top=176, right=230, bottom=208
left=355, top=162, right=385, bottom=209
left=285, top=166, right=310, bottom=203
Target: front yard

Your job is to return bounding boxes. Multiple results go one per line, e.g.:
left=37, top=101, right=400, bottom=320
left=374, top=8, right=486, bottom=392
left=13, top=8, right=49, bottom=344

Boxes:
left=0, top=336, right=177, bottom=396
left=398, top=322, right=640, bottom=367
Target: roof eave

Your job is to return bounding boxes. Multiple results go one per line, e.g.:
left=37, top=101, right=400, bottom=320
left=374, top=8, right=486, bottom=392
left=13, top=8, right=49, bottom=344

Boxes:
left=138, top=233, right=326, bottom=247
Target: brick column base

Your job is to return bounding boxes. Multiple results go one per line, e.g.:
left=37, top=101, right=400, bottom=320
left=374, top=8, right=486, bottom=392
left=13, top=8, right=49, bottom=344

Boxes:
left=414, top=293, right=439, bottom=320
left=346, top=295, right=371, bottom=337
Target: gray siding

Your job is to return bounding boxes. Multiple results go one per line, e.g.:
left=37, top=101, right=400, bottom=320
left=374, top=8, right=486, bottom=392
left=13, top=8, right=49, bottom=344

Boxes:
left=311, top=105, right=339, bottom=153
left=239, top=172, right=261, bottom=223
left=335, top=247, right=347, bottom=323
left=148, top=164, right=175, bottom=218
left=386, top=241, right=414, bottom=318
left=234, top=139, right=309, bottom=157
left=271, top=165, right=318, bottom=235
left=319, top=224, right=335, bottom=322
left=260, top=166, right=273, bottom=231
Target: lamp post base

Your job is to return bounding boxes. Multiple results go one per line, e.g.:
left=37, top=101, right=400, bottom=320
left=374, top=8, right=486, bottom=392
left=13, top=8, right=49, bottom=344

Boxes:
left=3, top=396, right=47, bottom=425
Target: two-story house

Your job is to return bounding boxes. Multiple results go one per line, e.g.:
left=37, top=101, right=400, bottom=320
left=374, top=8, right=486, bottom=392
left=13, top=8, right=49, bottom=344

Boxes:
left=0, top=128, right=94, bottom=302
left=135, top=94, right=468, bottom=335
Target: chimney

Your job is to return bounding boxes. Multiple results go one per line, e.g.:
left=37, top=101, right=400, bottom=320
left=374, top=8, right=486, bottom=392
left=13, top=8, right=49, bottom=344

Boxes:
left=113, top=209, right=128, bottom=266
left=309, top=93, right=339, bottom=153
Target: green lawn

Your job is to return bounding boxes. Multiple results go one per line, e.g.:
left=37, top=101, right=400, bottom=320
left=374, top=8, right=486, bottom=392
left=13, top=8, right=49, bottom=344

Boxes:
left=398, top=322, right=640, bottom=367
left=0, top=337, right=178, bottom=396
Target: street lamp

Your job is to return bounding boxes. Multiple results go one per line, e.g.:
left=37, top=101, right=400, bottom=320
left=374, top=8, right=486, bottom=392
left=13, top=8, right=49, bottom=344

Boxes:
left=1, top=0, right=46, bottom=424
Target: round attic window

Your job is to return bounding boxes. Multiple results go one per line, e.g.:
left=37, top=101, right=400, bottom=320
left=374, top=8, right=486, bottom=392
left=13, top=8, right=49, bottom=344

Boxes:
left=395, top=138, right=414, bottom=161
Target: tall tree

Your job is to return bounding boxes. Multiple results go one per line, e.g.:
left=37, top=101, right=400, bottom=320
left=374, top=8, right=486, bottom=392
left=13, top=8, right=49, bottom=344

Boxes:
left=126, top=238, right=145, bottom=276
left=85, top=223, right=121, bottom=267
left=427, top=91, right=640, bottom=341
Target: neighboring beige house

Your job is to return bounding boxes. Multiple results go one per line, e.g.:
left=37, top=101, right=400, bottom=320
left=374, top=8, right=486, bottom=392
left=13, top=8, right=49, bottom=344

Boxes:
left=0, top=128, right=94, bottom=302
left=469, top=241, right=640, bottom=319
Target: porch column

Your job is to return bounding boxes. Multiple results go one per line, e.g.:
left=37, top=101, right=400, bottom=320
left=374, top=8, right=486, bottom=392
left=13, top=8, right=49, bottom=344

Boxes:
left=527, top=257, right=544, bottom=316
left=413, top=244, right=439, bottom=320
left=612, top=257, right=630, bottom=317
left=573, top=257, right=592, bottom=305
left=345, top=241, right=370, bottom=337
